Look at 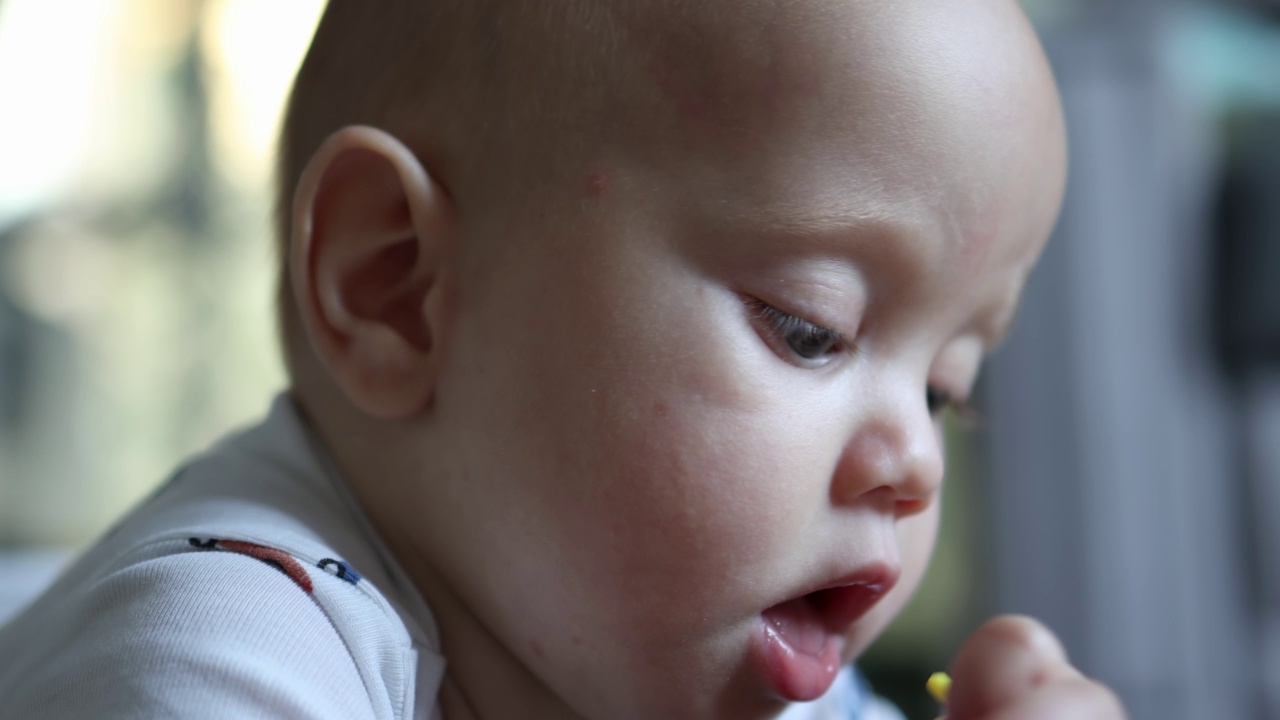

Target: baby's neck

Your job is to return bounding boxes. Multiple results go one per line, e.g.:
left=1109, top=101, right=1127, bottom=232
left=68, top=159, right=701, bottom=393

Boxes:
left=300, top=392, right=591, bottom=718
left=404, top=546, right=585, bottom=719
left=350, top=487, right=584, bottom=719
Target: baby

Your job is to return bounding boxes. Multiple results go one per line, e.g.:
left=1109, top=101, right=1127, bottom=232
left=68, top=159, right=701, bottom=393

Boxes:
left=0, top=0, right=1126, bottom=718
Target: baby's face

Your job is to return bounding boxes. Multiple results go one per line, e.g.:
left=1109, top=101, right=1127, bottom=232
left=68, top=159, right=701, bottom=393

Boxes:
left=410, top=1, right=1065, bottom=717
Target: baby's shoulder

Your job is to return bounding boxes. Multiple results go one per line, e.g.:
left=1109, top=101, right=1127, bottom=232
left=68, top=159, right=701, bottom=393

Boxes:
left=0, top=524, right=430, bottom=719
left=0, top=540, right=371, bottom=717
left=0, top=397, right=440, bottom=719
left=0, top=528, right=429, bottom=719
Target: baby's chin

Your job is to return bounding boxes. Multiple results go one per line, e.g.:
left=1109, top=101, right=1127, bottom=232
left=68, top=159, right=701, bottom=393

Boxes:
left=838, top=613, right=892, bottom=665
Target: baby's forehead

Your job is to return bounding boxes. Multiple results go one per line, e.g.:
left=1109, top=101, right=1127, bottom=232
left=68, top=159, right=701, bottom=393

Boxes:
left=585, top=1, right=1062, bottom=323
left=623, top=5, right=1051, bottom=181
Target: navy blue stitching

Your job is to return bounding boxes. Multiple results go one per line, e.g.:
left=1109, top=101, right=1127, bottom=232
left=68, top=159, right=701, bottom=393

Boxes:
left=317, top=558, right=362, bottom=585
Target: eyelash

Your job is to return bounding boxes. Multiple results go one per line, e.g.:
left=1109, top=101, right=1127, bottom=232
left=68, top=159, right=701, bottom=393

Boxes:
left=747, top=297, right=977, bottom=421
left=747, top=297, right=850, bottom=363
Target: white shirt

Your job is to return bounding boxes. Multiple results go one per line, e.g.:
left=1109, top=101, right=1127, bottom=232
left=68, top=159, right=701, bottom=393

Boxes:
left=0, top=395, right=902, bottom=719
left=0, top=395, right=445, bottom=719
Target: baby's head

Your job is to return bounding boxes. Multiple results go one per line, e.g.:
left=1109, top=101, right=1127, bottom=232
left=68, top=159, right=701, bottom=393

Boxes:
left=279, top=0, right=1066, bottom=717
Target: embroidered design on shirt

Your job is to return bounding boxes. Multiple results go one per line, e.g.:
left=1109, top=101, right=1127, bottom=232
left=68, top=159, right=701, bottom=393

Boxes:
left=317, top=558, right=362, bottom=585
left=189, top=538, right=314, bottom=594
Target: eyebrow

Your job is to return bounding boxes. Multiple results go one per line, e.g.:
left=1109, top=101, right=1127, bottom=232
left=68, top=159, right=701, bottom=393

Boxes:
left=742, top=204, right=943, bottom=279
left=742, top=203, right=908, bottom=248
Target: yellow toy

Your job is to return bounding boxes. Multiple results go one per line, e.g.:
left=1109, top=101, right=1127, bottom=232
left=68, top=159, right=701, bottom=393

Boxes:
left=927, top=672, right=952, bottom=704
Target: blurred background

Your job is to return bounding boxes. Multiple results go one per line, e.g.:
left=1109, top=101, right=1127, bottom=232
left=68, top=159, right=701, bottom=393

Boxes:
left=0, top=1, right=1276, bottom=718
left=0, top=0, right=316, bottom=629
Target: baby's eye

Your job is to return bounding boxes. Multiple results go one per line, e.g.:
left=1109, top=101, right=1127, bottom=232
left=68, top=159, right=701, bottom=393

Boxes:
left=926, top=386, right=952, bottom=416
left=750, top=299, right=844, bottom=361
left=927, top=386, right=978, bottom=423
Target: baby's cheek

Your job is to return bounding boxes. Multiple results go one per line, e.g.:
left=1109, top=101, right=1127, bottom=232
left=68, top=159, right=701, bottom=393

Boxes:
left=528, top=402, right=794, bottom=708
left=582, top=399, right=804, bottom=616
left=557, top=333, right=803, bottom=586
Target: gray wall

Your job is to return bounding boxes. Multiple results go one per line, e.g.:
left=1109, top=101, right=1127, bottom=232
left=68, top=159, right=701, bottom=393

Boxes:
left=982, top=3, right=1272, bottom=718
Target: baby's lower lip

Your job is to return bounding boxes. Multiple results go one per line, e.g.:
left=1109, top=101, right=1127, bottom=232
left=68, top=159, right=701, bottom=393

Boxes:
left=751, top=576, right=895, bottom=701
left=754, top=600, right=845, bottom=701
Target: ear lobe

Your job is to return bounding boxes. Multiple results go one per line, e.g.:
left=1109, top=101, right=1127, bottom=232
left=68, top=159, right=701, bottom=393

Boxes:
left=291, top=125, right=453, bottom=420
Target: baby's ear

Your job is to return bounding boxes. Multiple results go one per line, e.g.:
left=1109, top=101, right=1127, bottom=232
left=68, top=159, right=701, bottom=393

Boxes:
left=290, top=125, right=454, bottom=419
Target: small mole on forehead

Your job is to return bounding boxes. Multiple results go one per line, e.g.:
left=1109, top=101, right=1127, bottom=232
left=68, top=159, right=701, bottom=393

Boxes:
left=587, top=170, right=611, bottom=198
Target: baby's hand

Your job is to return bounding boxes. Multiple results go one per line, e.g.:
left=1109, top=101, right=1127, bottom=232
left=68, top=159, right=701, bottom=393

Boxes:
left=940, top=615, right=1126, bottom=720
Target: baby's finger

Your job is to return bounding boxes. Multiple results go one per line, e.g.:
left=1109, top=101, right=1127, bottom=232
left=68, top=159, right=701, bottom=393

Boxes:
left=945, top=615, right=1080, bottom=720
left=981, top=676, right=1127, bottom=720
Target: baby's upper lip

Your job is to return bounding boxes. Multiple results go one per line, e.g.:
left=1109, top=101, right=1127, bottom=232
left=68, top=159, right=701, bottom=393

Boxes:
left=812, top=562, right=901, bottom=595
left=778, top=561, right=902, bottom=633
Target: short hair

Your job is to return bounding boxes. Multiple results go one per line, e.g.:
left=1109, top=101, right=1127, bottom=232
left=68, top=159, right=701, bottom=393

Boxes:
left=274, top=0, right=643, bottom=372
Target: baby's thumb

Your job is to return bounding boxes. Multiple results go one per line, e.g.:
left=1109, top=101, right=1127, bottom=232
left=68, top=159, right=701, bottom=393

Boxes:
left=943, top=615, right=1078, bottom=720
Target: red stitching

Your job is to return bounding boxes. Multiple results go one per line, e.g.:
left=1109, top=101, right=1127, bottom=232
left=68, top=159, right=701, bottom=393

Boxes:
left=214, top=540, right=314, bottom=594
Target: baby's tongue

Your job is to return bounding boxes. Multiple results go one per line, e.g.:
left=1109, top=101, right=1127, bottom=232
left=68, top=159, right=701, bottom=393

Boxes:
left=758, top=594, right=844, bottom=701
left=762, top=596, right=827, bottom=657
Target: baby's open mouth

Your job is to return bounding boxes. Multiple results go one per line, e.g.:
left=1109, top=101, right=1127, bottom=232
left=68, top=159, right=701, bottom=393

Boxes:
left=755, top=566, right=898, bottom=702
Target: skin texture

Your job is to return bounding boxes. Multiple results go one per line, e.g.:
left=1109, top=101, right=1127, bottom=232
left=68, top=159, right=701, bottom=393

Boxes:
left=286, top=1, right=1123, bottom=719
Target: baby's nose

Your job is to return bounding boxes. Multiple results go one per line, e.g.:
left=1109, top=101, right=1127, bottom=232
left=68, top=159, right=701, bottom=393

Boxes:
left=829, top=401, right=944, bottom=516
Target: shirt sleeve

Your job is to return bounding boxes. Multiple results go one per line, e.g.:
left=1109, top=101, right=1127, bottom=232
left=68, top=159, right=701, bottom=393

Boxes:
left=0, top=550, right=380, bottom=720
left=862, top=696, right=908, bottom=720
